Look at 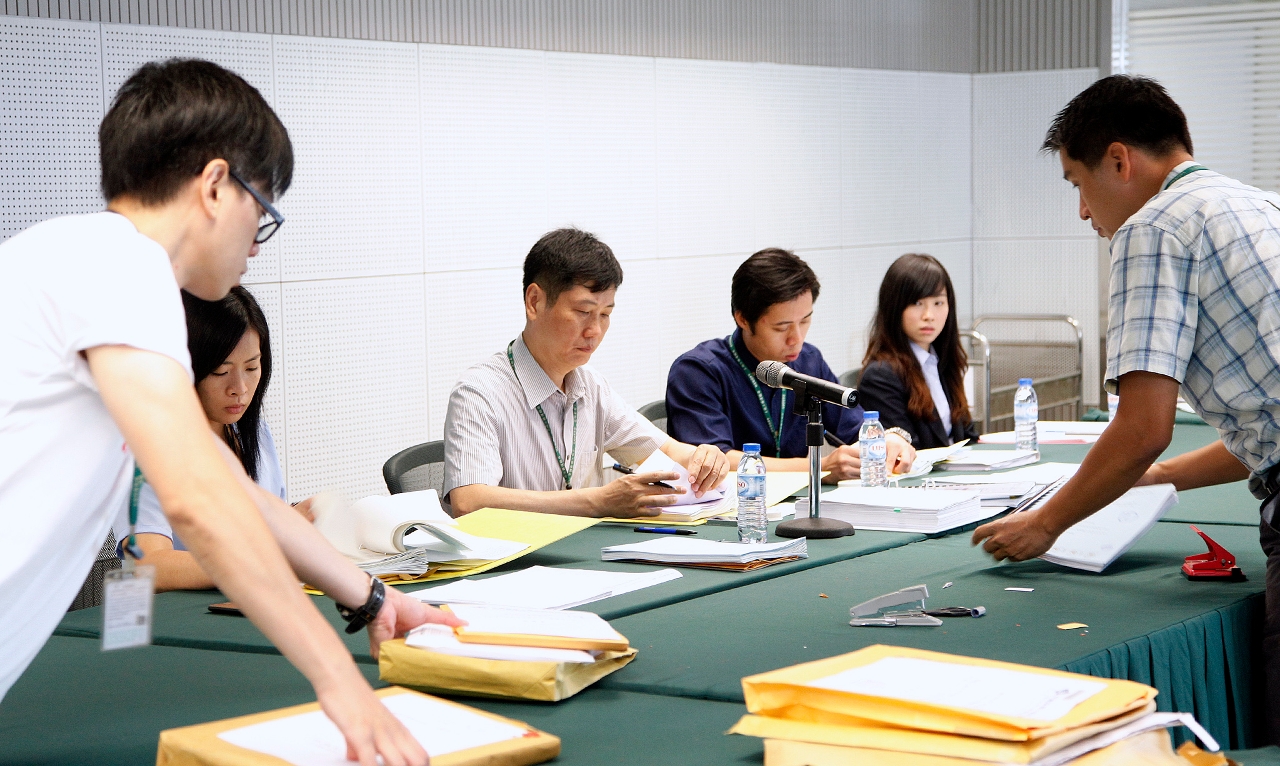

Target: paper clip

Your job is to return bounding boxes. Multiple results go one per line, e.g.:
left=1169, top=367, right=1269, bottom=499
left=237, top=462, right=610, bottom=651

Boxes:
left=1182, top=525, right=1245, bottom=581
left=849, top=584, right=943, bottom=627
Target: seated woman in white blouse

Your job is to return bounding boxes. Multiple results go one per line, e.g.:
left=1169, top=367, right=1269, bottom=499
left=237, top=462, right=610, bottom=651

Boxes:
left=116, top=286, right=311, bottom=591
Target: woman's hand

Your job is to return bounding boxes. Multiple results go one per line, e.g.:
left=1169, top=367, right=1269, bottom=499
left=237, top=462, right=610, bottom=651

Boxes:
left=367, top=586, right=466, bottom=660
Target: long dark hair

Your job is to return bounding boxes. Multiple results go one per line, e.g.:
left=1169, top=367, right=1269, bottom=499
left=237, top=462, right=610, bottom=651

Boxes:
left=182, top=286, right=272, bottom=481
left=863, top=254, right=970, bottom=426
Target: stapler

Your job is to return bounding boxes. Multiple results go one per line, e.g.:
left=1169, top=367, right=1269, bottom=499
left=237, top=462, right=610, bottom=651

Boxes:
left=849, top=584, right=943, bottom=627
left=1182, top=525, right=1246, bottom=581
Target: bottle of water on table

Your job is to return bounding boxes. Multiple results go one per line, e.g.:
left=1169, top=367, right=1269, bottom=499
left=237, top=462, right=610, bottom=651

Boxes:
left=736, top=443, right=767, bottom=544
left=1014, top=378, right=1039, bottom=452
left=859, top=411, right=888, bottom=488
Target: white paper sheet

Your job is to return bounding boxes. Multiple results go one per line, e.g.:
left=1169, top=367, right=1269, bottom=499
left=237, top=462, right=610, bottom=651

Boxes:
left=635, top=450, right=727, bottom=506
left=217, top=693, right=527, bottom=765
left=448, top=604, right=625, bottom=642
left=932, top=462, right=1080, bottom=485
left=600, top=537, right=807, bottom=564
left=804, top=656, right=1106, bottom=722
left=405, top=623, right=596, bottom=663
left=1040, top=484, right=1178, bottom=572
left=409, top=566, right=682, bottom=610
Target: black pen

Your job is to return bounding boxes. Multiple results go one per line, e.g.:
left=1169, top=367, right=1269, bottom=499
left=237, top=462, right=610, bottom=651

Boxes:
left=823, top=430, right=848, bottom=448
left=611, top=463, right=675, bottom=490
left=634, top=526, right=697, bottom=535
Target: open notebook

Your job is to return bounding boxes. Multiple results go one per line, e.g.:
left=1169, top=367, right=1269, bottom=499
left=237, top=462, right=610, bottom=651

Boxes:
left=312, top=490, right=528, bottom=577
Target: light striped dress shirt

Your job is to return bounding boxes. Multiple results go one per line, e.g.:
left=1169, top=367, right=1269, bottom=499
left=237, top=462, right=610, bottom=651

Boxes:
left=1106, top=161, right=1280, bottom=498
left=443, top=335, right=667, bottom=499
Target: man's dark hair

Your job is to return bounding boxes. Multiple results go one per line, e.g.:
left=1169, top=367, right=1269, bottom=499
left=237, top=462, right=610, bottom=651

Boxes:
left=523, top=228, right=624, bottom=307
left=1042, top=74, right=1192, bottom=168
left=731, top=248, right=821, bottom=329
left=100, top=59, right=293, bottom=204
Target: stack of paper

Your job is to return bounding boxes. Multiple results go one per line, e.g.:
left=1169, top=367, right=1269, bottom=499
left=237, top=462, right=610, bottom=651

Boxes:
left=408, top=565, right=682, bottom=610
left=159, top=688, right=560, bottom=766
left=405, top=623, right=598, bottom=664
left=731, top=645, right=1216, bottom=766
left=981, top=421, right=1110, bottom=445
left=796, top=487, right=988, bottom=533
left=936, top=449, right=1040, bottom=472
left=600, top=537, right=808, bottom=571
left=601, top=449, right=733, bottom=523
left=312, top=490, right=530, bottom=578
left=447, top=604, right=630, bottom=652
left=1040, top=484, right=1178, bottom=572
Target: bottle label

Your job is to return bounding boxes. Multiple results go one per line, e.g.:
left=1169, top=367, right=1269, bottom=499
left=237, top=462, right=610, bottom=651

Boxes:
left=737, top=474, right=765, bottom=500
left=861, top=438, right=886, bottom=462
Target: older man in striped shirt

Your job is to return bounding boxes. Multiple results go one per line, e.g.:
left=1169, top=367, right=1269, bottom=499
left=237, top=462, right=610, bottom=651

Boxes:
left=444, top=228, right=730, bottom=519
left=972, top=74, right=1280, bottom=741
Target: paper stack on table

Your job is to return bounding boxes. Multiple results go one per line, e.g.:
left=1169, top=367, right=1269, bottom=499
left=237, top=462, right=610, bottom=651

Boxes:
left=796, top=487, right=987, bottom=533
left=447, top=604, right=631, bottom=652
left=731, top=644, right=1217, bottom=766
left=408, top=565, right=682, bottom=610
left=600, top=537, right=808, bottom=571
left=980, top=421, right=1110, bottom=445
left=311, top=490, right=530, bottom=578
left=936, top=449, right=1040, bottom=472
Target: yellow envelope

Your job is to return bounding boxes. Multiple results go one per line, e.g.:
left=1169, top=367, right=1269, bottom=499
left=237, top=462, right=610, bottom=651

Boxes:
left=741, top=645, right=1157, bottom=742
left=157, top=686, right=560, bottom=766
left=761, top=728, right=1186, bottom=766
left=731, top=700, right=1156, bottom=763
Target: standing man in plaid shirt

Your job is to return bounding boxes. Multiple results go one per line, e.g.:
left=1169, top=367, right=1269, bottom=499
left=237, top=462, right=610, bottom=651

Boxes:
left=971, top=74, right=1280, bottom=739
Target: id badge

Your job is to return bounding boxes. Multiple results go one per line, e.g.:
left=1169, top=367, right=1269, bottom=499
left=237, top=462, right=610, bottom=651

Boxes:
left=102, top=564, right=155, bottom=651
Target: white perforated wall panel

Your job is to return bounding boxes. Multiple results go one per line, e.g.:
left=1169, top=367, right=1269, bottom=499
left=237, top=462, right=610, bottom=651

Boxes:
left=545, top=51, right=657, bottom=261
left=273, top=37, right=423, bottom=282
left=654, top=253, right=743, bottom=371
left=841, top=70, right=972, bottom=247
left=100, top=24, right=280, bottom=282
left=752, top=63, right=842, bottom=252
left=0, top=17, right=102, bottom=240
left=243, top=282, right=286, bottom=486
left=420, top=45, right=549, bottom=272
left=423, top=268, right=528, bottom=440
left=655, top=59, right=757, bottom=259
left=282, top=276, right=429, bottom=500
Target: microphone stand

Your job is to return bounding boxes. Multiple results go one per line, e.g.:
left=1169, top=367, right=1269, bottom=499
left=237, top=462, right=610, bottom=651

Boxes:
left=775, top=380, right=856, bottom=539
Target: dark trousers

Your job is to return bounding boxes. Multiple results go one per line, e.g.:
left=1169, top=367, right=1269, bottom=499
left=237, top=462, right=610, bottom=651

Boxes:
left=1261, top=504, right=1280, bottom=743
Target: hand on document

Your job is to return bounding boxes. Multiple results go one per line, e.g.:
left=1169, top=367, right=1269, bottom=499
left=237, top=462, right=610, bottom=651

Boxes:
left=367, top=586, right=466, bottom=661
left=971, top=507, right=1061, bottom=562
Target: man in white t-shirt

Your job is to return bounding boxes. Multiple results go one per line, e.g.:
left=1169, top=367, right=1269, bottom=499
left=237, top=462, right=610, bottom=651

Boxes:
left=0, top=59, right=456, bottom=766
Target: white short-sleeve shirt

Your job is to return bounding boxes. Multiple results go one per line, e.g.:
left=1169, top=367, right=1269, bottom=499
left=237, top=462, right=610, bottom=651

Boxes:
left=0, top=212, right=191, bottom=700
left=443, top=335, right=666, bottom=499
left=115, top=419, right=286, bottom=551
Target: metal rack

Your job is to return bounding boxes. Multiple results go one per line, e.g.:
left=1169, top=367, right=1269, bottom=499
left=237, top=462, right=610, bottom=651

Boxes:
left=968, top=314, right=1084, bottom=433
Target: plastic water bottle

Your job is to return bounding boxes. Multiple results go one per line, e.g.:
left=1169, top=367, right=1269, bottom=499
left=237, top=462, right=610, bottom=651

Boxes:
left=1014, top=378, right=1039, bottom=452
left=1107, top=393, right=1119, bottom=421
left=736, top=443, right=767, bottom=544
left=859, top=411, right=888, bottom=488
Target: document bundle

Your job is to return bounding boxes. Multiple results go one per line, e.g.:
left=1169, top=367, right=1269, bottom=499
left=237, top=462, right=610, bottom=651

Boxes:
left=936, top=449, right=1040, bottom=472
left=159, top=687, right=560, bottom=766
left=409, top=565, right=683, bottom=610
left=796, top=486, right=988, bottom=533
left=600, top=537, right=808, bottom=570
left=731, top=644, right=1217, bottom=765
left=1039, top=484, right=1178, bottom=572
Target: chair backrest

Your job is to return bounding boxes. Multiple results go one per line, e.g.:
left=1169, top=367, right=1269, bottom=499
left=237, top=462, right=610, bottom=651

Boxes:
left=838, top=367, right=861, bottom=389
left=638, top=399, right=667, bottom=434
left=383, top=440, right=446, bottom=495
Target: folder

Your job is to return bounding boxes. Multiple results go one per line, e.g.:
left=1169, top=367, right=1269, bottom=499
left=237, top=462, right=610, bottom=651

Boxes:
left=741, top=645, right=1156, bottom=743
left=157, top=687, right=560, bottom=766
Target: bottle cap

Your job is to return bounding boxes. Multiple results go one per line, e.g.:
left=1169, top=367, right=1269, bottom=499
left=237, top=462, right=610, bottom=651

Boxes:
left=863, top=411, right=879, bottom=420
left=1018, top=378, right=1033, bottom=386
left=743, top=443, right=761, bottom=453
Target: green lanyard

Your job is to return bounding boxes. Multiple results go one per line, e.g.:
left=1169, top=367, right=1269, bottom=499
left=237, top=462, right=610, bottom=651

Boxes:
left=1163, top=164, right=1208, bottom=191
left=507, top=340, right=578, bottom=490
left=123, top=465, right=146, bottom=562
left=726, top=335, right=786, bottom=458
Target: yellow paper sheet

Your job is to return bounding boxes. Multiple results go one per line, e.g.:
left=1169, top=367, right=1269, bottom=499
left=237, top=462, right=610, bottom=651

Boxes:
left=731, top=701, right=1156, bottom=764
left=741, top=645, right=1157, bottom=743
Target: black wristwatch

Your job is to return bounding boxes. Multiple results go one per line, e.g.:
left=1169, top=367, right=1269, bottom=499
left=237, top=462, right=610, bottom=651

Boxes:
left=336, top=575, right=386, bottom=634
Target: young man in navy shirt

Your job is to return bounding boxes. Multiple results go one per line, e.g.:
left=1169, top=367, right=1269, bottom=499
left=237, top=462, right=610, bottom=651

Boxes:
left=665, top=249, right=915, bottom=482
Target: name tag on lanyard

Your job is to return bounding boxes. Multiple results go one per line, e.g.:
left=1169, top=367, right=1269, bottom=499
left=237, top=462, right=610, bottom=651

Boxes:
left=103, top=464, right=154, bottom=651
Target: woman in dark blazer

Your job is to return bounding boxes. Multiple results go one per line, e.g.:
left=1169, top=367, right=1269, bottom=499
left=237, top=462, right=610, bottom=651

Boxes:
left=858, top=253, right=980, bottom=449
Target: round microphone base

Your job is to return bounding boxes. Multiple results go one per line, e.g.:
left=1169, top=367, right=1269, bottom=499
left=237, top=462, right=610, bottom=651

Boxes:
left=776, top=516, right=856, bottom=539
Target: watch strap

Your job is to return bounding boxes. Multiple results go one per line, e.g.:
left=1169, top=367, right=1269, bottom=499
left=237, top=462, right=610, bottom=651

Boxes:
left=336, top=576, right=386, bottom=634
left=886, top=426, right=913, bottom=445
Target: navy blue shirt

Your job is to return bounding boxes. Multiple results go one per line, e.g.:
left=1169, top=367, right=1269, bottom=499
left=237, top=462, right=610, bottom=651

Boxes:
left=665, top=330, right=864, bottom=458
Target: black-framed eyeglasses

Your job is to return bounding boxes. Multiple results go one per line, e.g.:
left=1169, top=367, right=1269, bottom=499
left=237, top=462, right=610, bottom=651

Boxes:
left=228, top=169, right=285, bottom=244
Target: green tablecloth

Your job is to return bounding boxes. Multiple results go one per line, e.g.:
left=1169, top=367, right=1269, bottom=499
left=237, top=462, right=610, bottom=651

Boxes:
left=1230, top=746, right=1280, bottom=764
left=54, top=522, right=922, bottom=662
left=0, top=636, right=757, bottom=766
left=599, top=522, right=1268, bottom=749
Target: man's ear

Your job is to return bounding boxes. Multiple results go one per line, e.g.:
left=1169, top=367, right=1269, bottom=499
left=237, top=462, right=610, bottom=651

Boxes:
left=733, top=310, right=751, bottom=335
left=198, top=158, right=232, bottom=221
left=524, top=283, right=545, bottom=321
left=1106, top=142, right=1133, bottom=182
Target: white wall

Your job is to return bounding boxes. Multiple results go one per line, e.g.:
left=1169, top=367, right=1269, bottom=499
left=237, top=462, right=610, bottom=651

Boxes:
left=1, top=15, right=1097, bottom=501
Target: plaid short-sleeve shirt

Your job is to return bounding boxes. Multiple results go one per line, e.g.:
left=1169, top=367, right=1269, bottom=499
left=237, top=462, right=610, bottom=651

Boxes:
left=1106, top=161, right=1280, bottom=498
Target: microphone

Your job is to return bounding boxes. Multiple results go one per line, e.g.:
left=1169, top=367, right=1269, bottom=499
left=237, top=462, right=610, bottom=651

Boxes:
left=755, top=361, right=858, bottom=408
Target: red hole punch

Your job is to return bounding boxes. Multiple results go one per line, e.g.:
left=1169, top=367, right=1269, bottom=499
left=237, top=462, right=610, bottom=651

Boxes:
left=1182, top=525, right=1246, bottom=581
